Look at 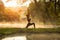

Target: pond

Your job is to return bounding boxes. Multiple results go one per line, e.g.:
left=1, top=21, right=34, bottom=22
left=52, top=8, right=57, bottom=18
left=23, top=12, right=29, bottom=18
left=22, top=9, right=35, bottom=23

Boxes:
left=1, top=33, right=60, bottom=40
left=2, top=36, right=26, bottom=40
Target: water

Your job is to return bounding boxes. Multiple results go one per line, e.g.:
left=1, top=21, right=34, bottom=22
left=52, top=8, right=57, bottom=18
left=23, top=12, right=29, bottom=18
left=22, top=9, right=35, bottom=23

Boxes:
left=1, top=33, right=60, bottom=40
left=2, top=36, right=26, bottom=40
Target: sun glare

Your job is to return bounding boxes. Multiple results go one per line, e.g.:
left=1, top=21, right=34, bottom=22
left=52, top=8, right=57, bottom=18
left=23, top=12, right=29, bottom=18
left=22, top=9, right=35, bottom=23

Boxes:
left=2, top=36, right=26, bottom=40
left=2, top=0, right=31, bottom=7
left=2, top=0, right=17, bottom=7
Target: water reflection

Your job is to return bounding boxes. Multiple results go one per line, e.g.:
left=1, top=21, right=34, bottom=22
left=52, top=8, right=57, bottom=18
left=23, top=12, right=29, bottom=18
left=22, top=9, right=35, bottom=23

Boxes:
left=2, top=36, right=26, bottom=40
left=1, top=33, right=60, bottom=40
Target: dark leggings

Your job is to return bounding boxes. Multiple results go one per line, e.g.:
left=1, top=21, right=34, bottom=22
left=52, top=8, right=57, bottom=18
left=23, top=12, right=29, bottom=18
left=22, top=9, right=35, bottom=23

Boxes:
left=26, top=23, right=35, bottom=28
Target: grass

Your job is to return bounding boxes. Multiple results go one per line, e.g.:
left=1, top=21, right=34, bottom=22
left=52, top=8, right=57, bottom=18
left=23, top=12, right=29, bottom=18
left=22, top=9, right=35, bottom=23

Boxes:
left=0, top=28, right=60, bottom=35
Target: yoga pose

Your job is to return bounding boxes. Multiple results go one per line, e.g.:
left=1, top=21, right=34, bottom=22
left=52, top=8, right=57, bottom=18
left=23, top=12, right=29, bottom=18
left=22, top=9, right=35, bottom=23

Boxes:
left=26, top=14, right=35, bottom=28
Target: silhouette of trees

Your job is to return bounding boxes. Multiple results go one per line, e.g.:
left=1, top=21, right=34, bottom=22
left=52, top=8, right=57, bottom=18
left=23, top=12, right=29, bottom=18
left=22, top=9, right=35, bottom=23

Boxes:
left=27, top=0, right=60, bottom=26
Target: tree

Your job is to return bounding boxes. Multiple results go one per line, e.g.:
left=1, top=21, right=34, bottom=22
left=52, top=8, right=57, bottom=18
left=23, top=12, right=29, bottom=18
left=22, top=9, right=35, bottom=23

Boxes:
left=0, top=0, right=20, bottom=22
left=0, top=0, right=5, bottom=22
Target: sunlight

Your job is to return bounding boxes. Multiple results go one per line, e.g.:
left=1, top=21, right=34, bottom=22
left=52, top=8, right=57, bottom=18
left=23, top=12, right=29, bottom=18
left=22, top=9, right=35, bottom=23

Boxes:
left=2, top=0, right=31, bottom=7
left=1, top=0, right=31, bottom=22
left=2, top=36, right=26, bottom=40
left=22, top=0, right=31, bottom=7
left=2, top=0, right=17, bottom=7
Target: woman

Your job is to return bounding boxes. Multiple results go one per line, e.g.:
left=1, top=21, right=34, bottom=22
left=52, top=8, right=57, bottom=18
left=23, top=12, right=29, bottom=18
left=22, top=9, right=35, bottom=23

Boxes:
left=26, top=13, right=35, bottom=28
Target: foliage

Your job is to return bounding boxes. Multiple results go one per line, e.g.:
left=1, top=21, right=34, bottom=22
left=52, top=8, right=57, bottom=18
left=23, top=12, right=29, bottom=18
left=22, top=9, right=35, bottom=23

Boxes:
left=27, top=0, right=60, bottom=26
left=0, top=1, right=20, bottom=22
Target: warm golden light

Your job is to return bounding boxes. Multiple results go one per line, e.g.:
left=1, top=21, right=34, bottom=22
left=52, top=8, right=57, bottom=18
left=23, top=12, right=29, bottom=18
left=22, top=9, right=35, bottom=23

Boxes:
left=2, top=0, right=31, bottom=7
left=2, top=0, right=17, bottom=7
left=1, top=0, right=31, bottom=22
